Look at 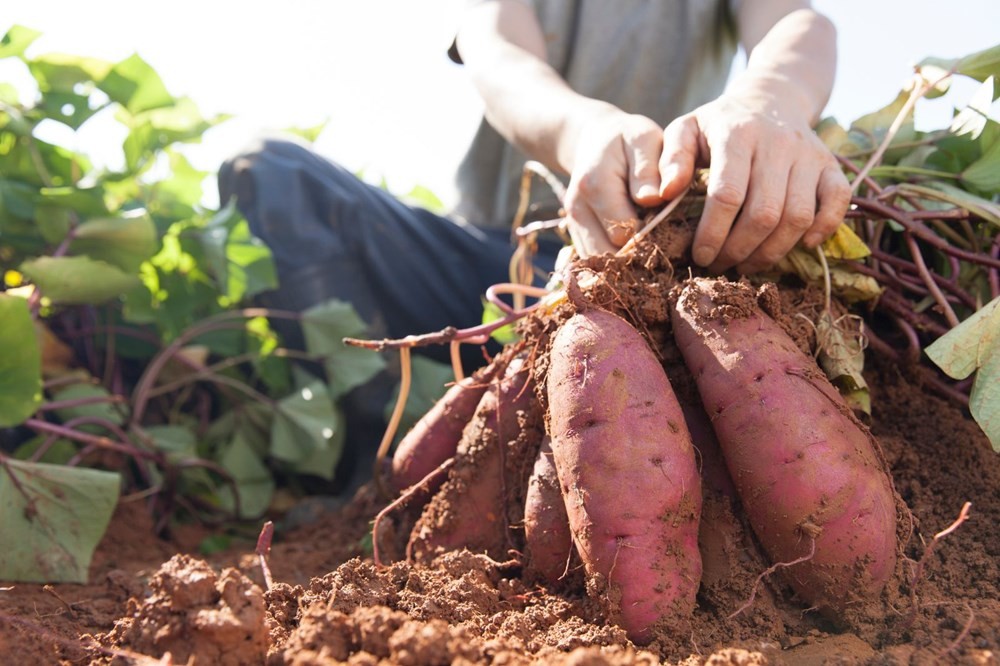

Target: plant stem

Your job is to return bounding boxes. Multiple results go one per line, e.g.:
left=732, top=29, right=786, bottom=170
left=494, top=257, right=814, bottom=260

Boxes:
left=850, top=72, right=948, bottom=194
left=373, top=346, right=412, bottom=500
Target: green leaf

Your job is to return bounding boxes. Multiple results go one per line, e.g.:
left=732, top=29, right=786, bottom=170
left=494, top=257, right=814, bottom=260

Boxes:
left=13, top=436, right=77, bottom=465
left=401, top=184, right=445, bottom=214
left=0, top=25, right=41, bottom=59
left=283, top=120, right=328, bottom=144
left=0, top=82, right=20, bottom=105
left=925, top=297, right=1000, bottom=381
left=920, top=43, right=1000, bottom=95
left=270, top=381, right=342, bottom=465
left=27, top=53, right=113, bottom=93
left=287, top=412, right=345, bottom=481
left=848, top=90, right=917, bottom=158
left=121, top=98, right=227, bottom=172
left=301, top=300, right=386, bottom=400
left=0, top=295, right=42, bottom=427
left=99, top=53, right=174, bottom=115
left=217, top=430, right=275, bottom=518
left=35, top=185, right=109, bottom=216
left=970, top=351, right=1000, bottom=452
left=201, top=202, right=277, bottom=302
left=926, top=297, right=1000, bottom=451
left=896, top=182, right=1000, bottom=227
left=961, top=134, right=1000, bottom=193
left=145, top=424, right=196, bottom=455
left=20, top=256, right=139, bottom=304
left=50, top=384, right=127, bottom=427
left=0, top=459, right=119, bottom=583
left=69, top=212, right=159, bottom=272
left=482, top=299, right=520, bottom=344
left=34, top=90, right=103, bottom=130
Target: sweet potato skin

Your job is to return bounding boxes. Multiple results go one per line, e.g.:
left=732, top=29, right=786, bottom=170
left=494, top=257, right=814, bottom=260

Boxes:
left=547, top=308, right=702, bottom=644
left=390, top=362, right=498, bottom=494
left=671, top=278, right=898, bottom=616
left=523, top=437, right=573, bottom=583
left=408, top=358, right=539, bottom=562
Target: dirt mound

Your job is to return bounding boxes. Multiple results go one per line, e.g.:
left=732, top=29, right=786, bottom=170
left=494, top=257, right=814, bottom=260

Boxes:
left=95, top=554, right=268, bottom=665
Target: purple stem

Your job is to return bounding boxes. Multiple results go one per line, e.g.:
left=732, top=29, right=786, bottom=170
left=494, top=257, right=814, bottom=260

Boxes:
left=991, top=237, right=1000, bottom=300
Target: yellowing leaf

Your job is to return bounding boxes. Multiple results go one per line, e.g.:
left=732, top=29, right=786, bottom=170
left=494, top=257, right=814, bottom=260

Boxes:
left=816, top=312, right=871, bottom=415
left=821, top=223, right=871, bottom=260
left=776, top=248, right=883, bottom=303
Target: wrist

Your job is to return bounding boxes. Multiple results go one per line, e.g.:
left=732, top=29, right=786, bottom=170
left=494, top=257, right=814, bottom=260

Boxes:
left=556, top=99, right=623, bottom=173
left=726, top=72, right=821, bottom=127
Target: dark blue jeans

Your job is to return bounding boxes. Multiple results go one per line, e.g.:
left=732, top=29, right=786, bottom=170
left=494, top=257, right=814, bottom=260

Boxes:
left=218, top=138, right=559, bottom=487
left=219, top=137, right=559, bottom=363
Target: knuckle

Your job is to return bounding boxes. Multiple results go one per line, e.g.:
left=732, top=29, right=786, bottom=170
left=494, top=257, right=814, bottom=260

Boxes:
left=747, top=201, right=782, bottom=231
left=784, top=207, right=815, bottom=233
left=710, top=182, right=746, bottom=211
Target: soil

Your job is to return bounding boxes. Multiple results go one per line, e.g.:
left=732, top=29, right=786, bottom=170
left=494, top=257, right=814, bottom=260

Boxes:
left=2, top=219, right=999, bottom=665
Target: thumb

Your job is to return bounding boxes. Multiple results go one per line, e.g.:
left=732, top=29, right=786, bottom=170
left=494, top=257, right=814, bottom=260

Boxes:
left=659, top=115, right=701, bottom=199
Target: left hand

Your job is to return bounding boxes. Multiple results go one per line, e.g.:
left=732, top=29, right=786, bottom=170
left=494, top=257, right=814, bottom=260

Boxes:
left=657, top=92, right=851, bottom=275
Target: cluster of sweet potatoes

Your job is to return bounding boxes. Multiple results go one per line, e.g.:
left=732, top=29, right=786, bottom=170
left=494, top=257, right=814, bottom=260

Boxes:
left=386, top=275, right=901, bottom=645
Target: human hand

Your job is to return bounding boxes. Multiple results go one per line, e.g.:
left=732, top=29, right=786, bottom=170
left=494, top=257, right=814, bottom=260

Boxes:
left=561, top=109, right=671, bottom=257
left=658, top=92, right=851, bottom=274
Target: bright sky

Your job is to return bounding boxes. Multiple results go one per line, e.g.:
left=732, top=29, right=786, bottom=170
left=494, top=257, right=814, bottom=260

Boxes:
left=3, top=1, right=999, bottom=208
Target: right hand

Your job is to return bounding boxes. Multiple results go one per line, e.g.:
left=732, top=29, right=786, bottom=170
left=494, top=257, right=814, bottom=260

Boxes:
left=562, top=109, right=673, bottom=257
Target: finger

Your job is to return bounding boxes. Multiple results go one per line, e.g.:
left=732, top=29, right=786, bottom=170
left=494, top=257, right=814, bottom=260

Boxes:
left=565, top=203, right=618, bottom=258
left=574, top=167, right=641, bottom=248
left=712, top=156, right=790, bottom=273
left=692, top=133, right=751, bottom=268
left=625, top=124, right=665, bottom=206
left=659, top=115, right=702, bottom=200
left=737, top=162, right=819, bottom=274
left=803, top=165, right=852, bottom=248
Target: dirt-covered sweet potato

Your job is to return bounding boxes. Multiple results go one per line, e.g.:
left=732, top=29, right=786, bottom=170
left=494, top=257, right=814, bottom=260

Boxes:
left=390, top=361, right=500, bottom=494
left=523, top=437, right=573, bottom=584
left=408, top=357, right=541, bottom=562
left=546, top=307, right=702, bottom=644
left=671, top=277, right=898, bottom=618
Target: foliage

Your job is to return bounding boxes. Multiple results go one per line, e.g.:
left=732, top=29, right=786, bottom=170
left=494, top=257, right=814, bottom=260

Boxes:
left=0, top=26, right=422, bottom=583
left=792, top=43, right=1000, bottom=449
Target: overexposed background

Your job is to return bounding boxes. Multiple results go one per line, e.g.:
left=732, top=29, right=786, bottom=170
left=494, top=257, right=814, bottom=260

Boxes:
left=2, top=1, right=999, bottom=207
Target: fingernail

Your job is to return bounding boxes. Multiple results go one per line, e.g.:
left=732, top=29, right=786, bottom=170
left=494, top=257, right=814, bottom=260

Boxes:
left=693, top=246, right=714, bottom=266
left=636, top=183, right=658, bottom=201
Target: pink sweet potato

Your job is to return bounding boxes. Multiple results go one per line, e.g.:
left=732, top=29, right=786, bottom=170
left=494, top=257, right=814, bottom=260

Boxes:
left=671, top=277, right=898, bottom=617
left=408, top=357, right=541, bottom=562
left=546, top=308, right=702, bottom=644
left=523, top=437, right=573, bottom=584
left=391, top=361, right=500, bottom=494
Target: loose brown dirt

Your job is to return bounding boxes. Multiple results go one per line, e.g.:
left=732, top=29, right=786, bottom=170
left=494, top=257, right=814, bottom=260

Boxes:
left=2, top=220, right=998, bottom=665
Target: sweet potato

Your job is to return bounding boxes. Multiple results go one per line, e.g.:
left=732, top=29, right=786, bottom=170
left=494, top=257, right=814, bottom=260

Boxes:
left=523, top=437, right=573, bottom=584
left=546, top=308, right=702, bottom=644
left=671, top=277, right=898, bottom=617
left=408, top=357, right=541, bottom=562
left=391, top=361, right=500, bottom=494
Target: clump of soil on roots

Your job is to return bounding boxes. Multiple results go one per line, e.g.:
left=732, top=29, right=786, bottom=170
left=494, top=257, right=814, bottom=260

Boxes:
left=2, top=219, right=999, bottom=665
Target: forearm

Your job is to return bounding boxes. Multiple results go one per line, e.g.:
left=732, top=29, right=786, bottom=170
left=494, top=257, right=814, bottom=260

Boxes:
left=455, top=1, right=615, bottom=174
left=730, top=8, right=836, bottom=126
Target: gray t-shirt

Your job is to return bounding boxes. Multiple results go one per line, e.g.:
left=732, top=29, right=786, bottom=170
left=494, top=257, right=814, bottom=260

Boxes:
left=450, top=0, right=740, bottom=230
